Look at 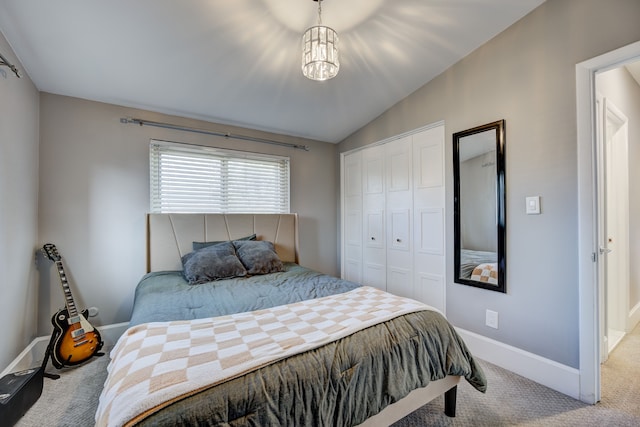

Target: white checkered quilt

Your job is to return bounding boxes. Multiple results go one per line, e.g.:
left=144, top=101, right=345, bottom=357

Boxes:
left=470, top=263, right=498, bottom=285
left=95, top=286, right=435, bottom=427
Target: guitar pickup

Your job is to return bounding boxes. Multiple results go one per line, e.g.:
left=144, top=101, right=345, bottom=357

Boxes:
left=71, top=328, right=86, bottom=339
left=67, top=316, right=81, bottom=325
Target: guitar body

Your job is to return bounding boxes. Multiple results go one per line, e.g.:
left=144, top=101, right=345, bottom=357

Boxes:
left=42, top=243, right=104, bottom=369
left=50, top=308, right=103, bottom=369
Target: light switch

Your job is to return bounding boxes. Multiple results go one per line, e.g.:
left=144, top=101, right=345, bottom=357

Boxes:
left=526, top=196, right=540, bottom=215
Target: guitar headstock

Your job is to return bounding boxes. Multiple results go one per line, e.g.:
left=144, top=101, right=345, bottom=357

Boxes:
left=43, top=243, right=61, bottom=261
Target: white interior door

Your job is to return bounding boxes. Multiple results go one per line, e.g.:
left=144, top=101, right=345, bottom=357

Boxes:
left=575, top=39, right=640, bottom=405
left=599, top=97, right=630, bottom=361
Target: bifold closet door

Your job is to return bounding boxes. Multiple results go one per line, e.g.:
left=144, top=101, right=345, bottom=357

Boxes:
left=412, top=126, right=446, bottom=313
left=342, top=151, right=363, bottom=283
left=386, top=136, right=413, bottom=298
left=341, top=123, right=446, bottom=311
left=362, top=144, right=386, bottom=291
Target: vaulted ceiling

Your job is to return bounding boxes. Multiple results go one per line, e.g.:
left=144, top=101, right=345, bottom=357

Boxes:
left=0, top=0, right=546, bottom=143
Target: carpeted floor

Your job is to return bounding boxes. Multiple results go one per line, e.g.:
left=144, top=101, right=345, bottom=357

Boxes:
left=15, top=324, right=640, bottom=427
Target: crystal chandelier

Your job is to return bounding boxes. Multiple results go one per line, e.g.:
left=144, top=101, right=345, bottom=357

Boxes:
left=301, top=0, right=339, bottom=81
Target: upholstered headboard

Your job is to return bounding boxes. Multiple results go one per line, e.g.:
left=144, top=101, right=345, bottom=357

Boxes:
left=146, top=213, right=299, bottom=273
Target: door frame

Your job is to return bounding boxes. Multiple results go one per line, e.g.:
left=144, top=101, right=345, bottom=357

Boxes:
left=576, top=40, right=640, bottom=404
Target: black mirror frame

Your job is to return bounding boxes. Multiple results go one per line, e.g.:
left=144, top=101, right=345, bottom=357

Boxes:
left=453, top=120, right=506, bottom=293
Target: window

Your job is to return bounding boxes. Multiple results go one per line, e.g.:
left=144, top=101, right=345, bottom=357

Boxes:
left=150, top=140, right=290, bottom=213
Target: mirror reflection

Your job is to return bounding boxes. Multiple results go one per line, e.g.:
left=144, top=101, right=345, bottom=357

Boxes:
left=453, top=120, right=506, bottom=292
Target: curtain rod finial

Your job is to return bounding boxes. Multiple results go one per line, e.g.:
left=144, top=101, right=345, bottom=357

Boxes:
left=0, top=53, right=20, bottom=78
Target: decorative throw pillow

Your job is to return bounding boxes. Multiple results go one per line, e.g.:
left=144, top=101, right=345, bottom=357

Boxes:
left=182, top=241, right=247, bottom=285
left=192, top=234, right=257, bottom=251
left=232, top=240, right=284, bottom=275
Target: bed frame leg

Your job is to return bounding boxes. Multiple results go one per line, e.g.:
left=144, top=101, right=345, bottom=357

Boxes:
left=444, top=385, right=457, bottom=417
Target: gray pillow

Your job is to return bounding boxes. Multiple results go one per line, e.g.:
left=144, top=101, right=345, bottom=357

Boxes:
left=192, top=234, right=257, bottom=250
left=232, top=240, right=284, bottom=275
left=182, top=241, right=247, bottom=285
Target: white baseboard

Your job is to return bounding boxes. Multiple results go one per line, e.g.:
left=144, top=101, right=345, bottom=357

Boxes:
left=456, top=327, right=580, bottom=400
left=628, top=301, right=640, bottom=333
left=0, top=322, right=128, bottom=378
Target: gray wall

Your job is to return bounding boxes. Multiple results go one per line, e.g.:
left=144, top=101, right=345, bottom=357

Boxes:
left=37, top=93, right=338, bottom=336
left=460, top=152, right=497, bottom=252
left=338, top=0, right=640, bottom=368
left=597, top=66, right=640, bottom=312
left=0, top=32, right=40, bottom=370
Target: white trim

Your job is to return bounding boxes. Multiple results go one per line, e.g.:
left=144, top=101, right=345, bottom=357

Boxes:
left=629, top=301, right=640, bottom=332
left=576, top=40, right=640, bottom=405
left=340, top=120, right=446, bottom=157
left=456, top=328, right=580, bottom=399
left=0, top=322, right=128, bottom=378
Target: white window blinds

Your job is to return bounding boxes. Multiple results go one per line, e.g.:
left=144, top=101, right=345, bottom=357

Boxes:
left=150, top=140, right=290, bottom=213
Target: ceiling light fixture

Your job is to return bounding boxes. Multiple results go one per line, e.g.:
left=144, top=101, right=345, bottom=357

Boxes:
left=302, top=0, right=339, bottom=81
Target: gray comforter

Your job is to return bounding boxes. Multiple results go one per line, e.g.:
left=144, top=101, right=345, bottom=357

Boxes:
left=129, top=263, right=360, bottom=326
left=126, top=263, right=487, bottom=426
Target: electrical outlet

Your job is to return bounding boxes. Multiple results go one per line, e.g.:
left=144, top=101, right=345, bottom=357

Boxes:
left=486, top=309, right=499, bottom=329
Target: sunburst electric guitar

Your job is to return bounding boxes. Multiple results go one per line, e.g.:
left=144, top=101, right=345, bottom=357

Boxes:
left=42, top=243, right=103, bottom=368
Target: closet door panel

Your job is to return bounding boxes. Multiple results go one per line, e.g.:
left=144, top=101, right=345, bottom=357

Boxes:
left=416, top=273, right=445, bottom=312
left=387, top=266, right=412, bottom=298
left=388, top=149, right=411, bottom=192
left=416, top=208, right=444, bottom=256
left=342, top=151, right=363, bottom=282
left=362, top=145, right=386, bottom=289
left=365, top=211, right=385, bottom=249
left=363, top=211, right=385, bottom=288
left=344, top=210, right=362, bottom=277
left=363, top=146, right=384, bottom=196
left=363, top=262, right=386, bottom=291
left=345, top=154, right=362, bottom=196
left=413, top=126, right=446, bottom=313
left=385, top=137, right=413, bottom=296
left=344, top=259, right=362, bottom=283
left=389, top=209, right=410, bottom=251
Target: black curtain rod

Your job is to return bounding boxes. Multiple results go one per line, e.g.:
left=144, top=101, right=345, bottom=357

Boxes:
left=120, top=117, right=310, bottom=151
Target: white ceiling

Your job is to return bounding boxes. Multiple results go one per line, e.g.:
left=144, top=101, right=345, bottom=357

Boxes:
left=0, top=0, right=545, bottom=143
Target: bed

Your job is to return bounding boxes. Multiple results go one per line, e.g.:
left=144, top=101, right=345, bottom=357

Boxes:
left=96, top=213, right=486, bottom=427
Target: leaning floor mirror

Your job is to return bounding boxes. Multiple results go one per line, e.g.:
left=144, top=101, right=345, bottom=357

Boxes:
left=453, top=120, right=506, bottom=292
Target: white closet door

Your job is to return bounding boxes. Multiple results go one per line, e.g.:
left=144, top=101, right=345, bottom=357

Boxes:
left=412, top=126, right=446, bottom=313
left=342, top=151, right=363, bottom=283
left=386, top=136, right=413, bottom=298
left=362, top=145, right=386, bottom=290
left=341, top=123, right=446, bottom=305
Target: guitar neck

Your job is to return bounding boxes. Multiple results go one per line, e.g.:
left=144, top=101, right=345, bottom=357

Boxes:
left=55, top=260, right=79, bottom=319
